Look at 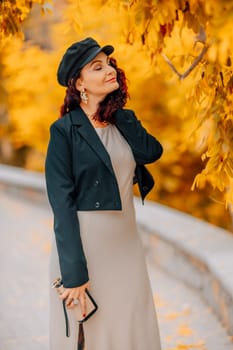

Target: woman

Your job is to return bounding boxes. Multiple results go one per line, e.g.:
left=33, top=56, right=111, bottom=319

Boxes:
left=45, top=37, right=163, bottom=350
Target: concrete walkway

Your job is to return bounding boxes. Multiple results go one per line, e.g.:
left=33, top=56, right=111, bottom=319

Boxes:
left=0, top=187, right=232, bottom=350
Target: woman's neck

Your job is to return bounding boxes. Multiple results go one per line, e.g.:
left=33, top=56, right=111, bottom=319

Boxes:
left=80, top=96, right=101, bottom=116
left=80, top=100, right=109, bottom=128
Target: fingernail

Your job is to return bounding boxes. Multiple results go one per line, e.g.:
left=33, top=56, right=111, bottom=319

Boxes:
left=83, top=313, right=86, bottom=317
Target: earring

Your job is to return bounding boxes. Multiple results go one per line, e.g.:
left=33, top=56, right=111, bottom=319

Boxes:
left=80, top=89, right=88, bottom=104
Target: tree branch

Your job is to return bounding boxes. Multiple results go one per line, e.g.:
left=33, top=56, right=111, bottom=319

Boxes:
left=161, top=45, right=209, bottom=80
left=161, top=26, right=209, bottom=80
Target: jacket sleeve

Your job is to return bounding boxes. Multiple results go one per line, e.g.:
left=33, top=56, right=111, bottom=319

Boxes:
left=114, top=109, right=163, bottom=165
left=45, top=122, right=89, bottom=288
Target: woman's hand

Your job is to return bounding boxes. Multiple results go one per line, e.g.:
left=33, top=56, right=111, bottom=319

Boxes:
left=60, top=281, right=90, bottom=317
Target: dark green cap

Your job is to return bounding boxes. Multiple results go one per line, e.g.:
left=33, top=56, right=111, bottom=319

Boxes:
left=57, top=37, right=114, bottom=86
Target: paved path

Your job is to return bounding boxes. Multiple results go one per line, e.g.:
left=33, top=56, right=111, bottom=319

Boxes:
left=0, top=188, right=232, bottom=350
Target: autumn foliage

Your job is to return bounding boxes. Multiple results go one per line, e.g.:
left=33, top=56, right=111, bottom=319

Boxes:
left=0, top=0, right=49, bottom=39
left=1, top=0, right=233, bottom=229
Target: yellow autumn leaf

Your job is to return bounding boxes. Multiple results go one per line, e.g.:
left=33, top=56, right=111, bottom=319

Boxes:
left=166, top=341, right=207, bottom=350
left=177, top=323, right=194, bottom=336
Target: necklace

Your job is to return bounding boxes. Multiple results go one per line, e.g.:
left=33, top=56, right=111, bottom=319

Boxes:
left=85, top=111, right=109, bottom=127
left=86, top=112, right=95, bottom=119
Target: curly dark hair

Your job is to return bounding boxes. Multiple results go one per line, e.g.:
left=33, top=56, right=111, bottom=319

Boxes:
left=60, top=57, right=129, bottom=122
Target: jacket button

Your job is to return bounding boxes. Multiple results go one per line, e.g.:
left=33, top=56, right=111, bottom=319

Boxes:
left=95, top=201, right=100, bottom=208
left=94, top=180, right=99, bottom=186
left=142, top=186, right=148, bottom=191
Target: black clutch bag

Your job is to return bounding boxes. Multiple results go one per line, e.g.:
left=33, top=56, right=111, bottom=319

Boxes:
left=52, top=277, right=98, bottom=349
left=52, top=277, right=98, bottom=323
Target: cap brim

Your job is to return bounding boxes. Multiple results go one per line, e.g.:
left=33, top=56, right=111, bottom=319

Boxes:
left=80, top=45, right=114, bottom=69
left=101, top=45, right=114, bottom=56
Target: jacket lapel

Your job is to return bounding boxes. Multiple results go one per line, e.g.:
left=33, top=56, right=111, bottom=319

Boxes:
left=70, top=108, right=115, bottom=176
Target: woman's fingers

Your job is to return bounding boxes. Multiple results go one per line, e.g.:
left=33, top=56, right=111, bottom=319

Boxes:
left=79, top=292, right=87, bottom=317
left=66, top=294, right=79, bottom=309
left=66, top=290, right=86, bottom=312
left=66, top=297, right=74, bottom=308
left=58, top=282, right=90, bottom=312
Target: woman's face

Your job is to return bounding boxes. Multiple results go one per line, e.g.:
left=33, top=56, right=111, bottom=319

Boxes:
left=75, top=52, right=119, bottom=101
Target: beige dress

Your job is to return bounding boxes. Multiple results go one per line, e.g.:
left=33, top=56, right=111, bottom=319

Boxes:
left=49, top=124, right=161, bottom=350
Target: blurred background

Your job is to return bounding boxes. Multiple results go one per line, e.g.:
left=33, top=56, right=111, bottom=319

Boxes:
left=1, top=0, right=233, bottom=230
